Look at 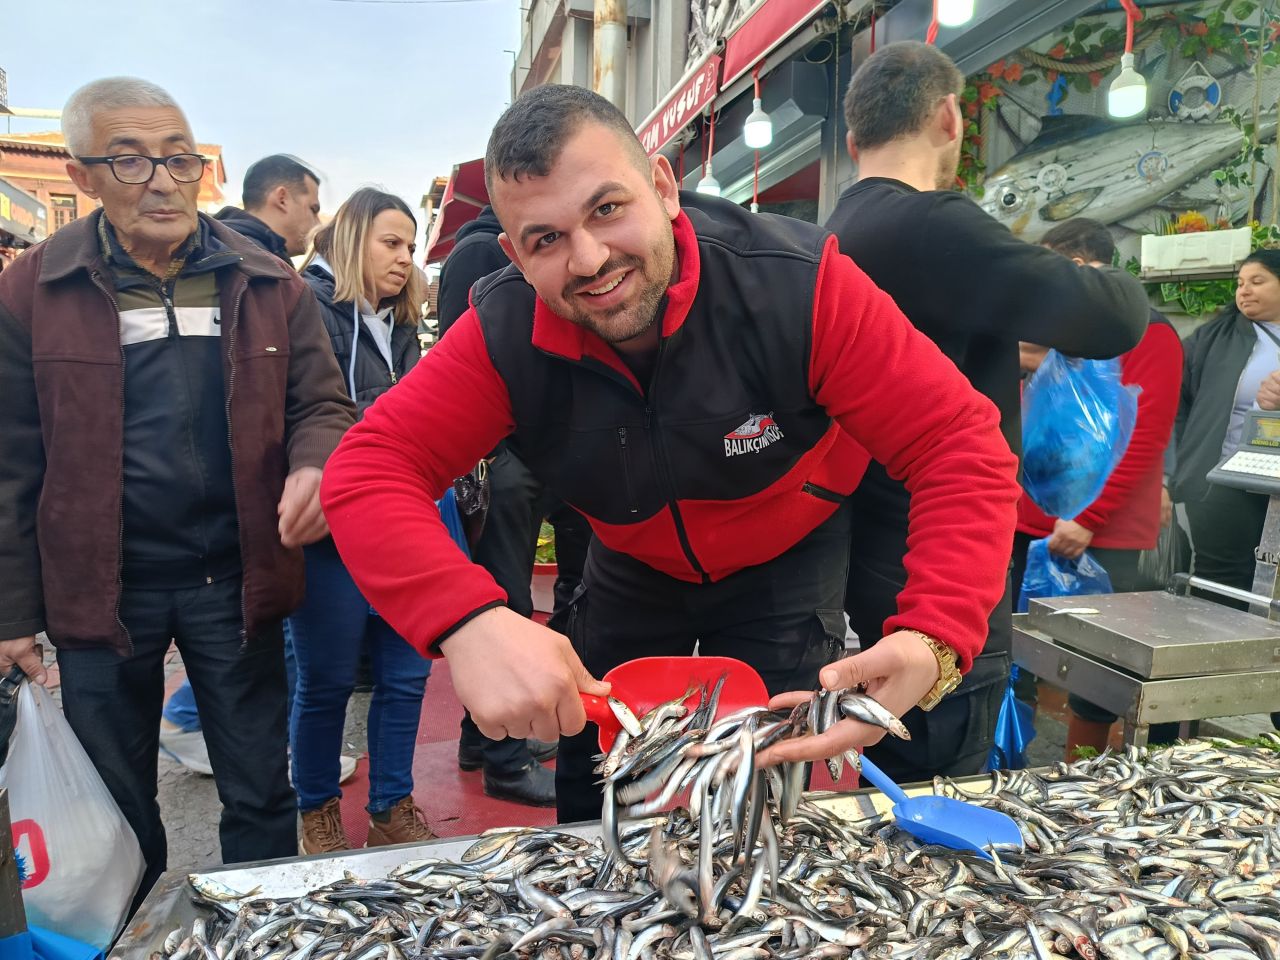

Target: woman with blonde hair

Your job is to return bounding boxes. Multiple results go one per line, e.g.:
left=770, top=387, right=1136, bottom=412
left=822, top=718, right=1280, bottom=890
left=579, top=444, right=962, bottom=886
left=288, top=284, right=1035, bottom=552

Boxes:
left=289, top=188, right=433, bottom=853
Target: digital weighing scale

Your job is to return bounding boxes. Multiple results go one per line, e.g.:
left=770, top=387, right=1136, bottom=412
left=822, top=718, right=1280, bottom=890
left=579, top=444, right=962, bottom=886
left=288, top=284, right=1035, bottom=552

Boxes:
left=1012, top=410, right=1280, bottom=746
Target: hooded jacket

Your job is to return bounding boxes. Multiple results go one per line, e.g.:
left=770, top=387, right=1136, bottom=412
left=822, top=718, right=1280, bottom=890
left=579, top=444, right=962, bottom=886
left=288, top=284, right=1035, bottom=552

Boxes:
left=303, top=260, right=420, bottom=416
left=214, top=206, right=290, bottom=261
left=436, top=206, right=507, bottom=337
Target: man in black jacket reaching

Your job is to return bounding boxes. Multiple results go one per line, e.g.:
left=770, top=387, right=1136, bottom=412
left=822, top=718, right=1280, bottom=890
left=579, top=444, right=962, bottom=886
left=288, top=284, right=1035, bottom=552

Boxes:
left=826, top=41, right=1150, bottom=782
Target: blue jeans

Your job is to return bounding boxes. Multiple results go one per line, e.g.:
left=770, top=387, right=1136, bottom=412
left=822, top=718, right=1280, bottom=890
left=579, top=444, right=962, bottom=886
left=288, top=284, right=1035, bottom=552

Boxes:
left=164, top=632, right=298, bottom=732
left=288, top=538, right=431, bottom=814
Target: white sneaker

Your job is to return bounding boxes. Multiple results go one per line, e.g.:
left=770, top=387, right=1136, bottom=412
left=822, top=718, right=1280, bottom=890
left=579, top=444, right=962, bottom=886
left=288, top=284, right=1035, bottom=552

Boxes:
left=339, top=754, right=359, bottom=784
left=159, top=719, right=214, bottom=776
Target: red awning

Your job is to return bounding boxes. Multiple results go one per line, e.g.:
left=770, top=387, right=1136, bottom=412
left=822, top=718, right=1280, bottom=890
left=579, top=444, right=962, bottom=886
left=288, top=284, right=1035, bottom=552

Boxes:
left=721, top=0, right=829, bottom=88
left=425, top=158, right=488, bottom=264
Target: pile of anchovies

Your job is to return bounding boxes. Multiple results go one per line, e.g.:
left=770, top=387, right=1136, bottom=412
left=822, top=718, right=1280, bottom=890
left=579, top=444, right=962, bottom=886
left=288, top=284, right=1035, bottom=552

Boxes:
left=172, top=680, right=1280, bottom=960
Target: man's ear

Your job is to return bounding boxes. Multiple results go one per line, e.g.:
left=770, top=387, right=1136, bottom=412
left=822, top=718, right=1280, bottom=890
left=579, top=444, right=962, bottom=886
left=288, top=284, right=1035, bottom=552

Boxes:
left=845, top=131, right=859, bottom=164
left=270, top=184, right=291, bottom=211
left=498, top=233, right=526, bottom=276
left=939, top=93, right=962, bottom=144
left=651, top=154, right=681, bottom=220
left=67, top=160, right=100, bottom=200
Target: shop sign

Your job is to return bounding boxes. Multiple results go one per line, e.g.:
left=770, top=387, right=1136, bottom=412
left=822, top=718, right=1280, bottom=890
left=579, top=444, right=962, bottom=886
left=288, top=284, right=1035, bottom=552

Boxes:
left=638, top=55, right=721, bottom=156
left=0, top=177, right=48, bottom=244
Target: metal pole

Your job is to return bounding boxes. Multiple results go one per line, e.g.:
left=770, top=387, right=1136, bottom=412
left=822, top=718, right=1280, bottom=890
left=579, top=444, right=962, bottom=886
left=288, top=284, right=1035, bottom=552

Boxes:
left=0, top=789, right=27, bottom=939
left=593, top=0, right=628, bottom=108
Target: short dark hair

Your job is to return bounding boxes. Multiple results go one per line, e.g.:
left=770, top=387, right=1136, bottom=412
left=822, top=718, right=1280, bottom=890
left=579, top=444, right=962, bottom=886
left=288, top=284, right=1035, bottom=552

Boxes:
left=484, top=84, right=648, bottom=196
left=843, top=41, right=964, bottom=152
left=242, top=154, right=319, bottom=210
left=1041, top=218, right=1116, bottom=264
left=1243, top=248, right=1280, bottom=281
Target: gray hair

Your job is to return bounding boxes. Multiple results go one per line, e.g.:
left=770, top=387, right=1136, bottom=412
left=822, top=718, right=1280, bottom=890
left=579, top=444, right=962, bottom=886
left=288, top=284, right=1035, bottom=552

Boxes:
left=62, top=77, right=188, bottom=157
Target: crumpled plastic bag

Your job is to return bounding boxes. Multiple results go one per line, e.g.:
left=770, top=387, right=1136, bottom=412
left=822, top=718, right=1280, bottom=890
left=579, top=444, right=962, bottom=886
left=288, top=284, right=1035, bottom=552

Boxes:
left=1022, top=352, right=1139, bottom=520
left=986, top=665, right=1036, bottom=771
left=0, top=679, right=143, bottom=951
left=1017, top=536, right=1114, bottom=613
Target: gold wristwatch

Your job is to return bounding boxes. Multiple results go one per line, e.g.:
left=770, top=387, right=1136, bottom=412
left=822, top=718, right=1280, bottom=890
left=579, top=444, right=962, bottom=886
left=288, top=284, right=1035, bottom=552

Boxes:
left=906, top=630, right=962, bottom=711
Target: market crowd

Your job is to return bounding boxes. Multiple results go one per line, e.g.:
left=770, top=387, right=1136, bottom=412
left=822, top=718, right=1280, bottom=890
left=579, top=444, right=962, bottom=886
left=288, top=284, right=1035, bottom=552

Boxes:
left=2, top=40, right=1278, bottom=911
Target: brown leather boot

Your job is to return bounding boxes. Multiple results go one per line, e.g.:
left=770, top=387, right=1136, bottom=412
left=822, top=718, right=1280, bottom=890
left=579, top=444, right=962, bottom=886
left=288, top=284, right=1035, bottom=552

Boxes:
left=299, top=797, right=348, bottom=855
left=365, top=796, right=435, bottom=847
left=1065, top=714, right=1113, bottom=761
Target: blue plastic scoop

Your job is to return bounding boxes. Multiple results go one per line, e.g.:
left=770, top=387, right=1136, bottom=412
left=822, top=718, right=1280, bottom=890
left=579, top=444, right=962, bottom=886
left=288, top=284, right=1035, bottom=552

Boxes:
left=858, top=753, right=1025, bottom=858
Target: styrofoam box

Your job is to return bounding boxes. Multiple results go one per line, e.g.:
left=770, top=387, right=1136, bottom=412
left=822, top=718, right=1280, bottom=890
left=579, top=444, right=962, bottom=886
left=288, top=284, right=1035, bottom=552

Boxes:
left=1141, top=226, right=1252, bottom=272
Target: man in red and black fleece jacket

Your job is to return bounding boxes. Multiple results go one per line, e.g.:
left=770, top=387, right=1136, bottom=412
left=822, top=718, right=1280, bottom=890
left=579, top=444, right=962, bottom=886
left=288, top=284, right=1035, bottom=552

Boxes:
left=321, top=84, right=1020, bottom=823
left=1014, top=218, right=1184, bottom=756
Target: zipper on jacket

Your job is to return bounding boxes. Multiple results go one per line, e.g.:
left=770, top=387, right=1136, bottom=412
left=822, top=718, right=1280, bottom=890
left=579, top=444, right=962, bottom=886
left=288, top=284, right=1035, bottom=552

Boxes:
left=644, top=340, right=709, bottom=583
left=90, top=270, right=133, bottom=655
left=161, top=278, right=215, bottom=577
left=224, top=279, right=251, bottom=649
left=617, top=427, right=639, bottom=514
left=801, top=481, right=845, bottom=504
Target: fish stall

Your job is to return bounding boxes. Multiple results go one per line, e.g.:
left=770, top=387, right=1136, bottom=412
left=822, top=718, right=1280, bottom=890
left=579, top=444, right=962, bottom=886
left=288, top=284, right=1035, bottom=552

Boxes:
left=112, top=677, right=1280, bottom=960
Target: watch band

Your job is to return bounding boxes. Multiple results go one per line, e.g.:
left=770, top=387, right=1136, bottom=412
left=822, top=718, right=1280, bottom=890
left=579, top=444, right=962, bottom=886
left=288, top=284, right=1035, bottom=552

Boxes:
left=905, top=630, right=962, bottom=712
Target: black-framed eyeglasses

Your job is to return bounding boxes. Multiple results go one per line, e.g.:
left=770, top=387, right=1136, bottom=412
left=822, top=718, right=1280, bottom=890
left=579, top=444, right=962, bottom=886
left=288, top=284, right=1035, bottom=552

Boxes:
left=77, top=153, right=207, bottom=185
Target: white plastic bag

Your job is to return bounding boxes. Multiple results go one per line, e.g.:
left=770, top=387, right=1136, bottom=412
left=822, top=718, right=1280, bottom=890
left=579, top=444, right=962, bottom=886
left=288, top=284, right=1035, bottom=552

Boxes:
left=0, top=679, right=144, bottom=950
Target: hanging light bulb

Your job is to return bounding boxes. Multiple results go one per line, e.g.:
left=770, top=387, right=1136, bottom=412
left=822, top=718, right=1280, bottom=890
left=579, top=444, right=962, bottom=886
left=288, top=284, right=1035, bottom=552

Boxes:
left=1108, top=52, right=1147, bottom=118
left=697, top=165, right=722, bottom=196
left=697, top=109, right=720, bottom=196
left=744, top=98, right=773, bottom=149
left=1108, top=0, right=1146, bottom=119
left=936, top=0, right=974, bottom=27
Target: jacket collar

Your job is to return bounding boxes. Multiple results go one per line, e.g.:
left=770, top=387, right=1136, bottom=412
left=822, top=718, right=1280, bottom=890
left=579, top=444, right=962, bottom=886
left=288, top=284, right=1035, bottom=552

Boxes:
left=529, top=209, right=700, bottom=365
left=38, top=209, right=293, bottom=285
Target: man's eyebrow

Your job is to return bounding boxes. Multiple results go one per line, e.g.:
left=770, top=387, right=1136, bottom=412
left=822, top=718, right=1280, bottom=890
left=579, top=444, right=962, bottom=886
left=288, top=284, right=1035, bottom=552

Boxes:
left=582, top=181, right=627, bottom=213
left=104, top=132, right=190, bottom=153
left=518, top=182, right=629, bottom=246
left=520, top=221, right=555, bottom=245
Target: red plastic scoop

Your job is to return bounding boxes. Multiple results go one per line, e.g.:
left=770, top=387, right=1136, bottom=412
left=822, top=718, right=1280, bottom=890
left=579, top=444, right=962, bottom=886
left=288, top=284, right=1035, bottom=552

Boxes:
left=580, top=655, right=769, bottom=751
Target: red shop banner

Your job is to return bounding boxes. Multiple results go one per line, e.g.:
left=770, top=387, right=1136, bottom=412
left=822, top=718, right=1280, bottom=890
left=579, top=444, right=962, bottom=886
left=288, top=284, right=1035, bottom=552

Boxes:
left=638, top=55, right=722, bottom=156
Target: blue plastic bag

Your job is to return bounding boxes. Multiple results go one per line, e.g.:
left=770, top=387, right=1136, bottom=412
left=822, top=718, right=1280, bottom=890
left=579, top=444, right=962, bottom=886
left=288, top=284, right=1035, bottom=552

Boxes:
left=1017, top=537, right=1114, bottom=613
left=986, top=664, right=1036, bottom=771
left=1021, top=352, right=1139, bottom=520
left=438, top=488, right=471, bottom=557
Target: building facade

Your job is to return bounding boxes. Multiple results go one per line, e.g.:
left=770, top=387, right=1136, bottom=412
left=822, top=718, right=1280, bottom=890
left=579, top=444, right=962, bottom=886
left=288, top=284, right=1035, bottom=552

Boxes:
left=510, top=0, right=1256, bottom=236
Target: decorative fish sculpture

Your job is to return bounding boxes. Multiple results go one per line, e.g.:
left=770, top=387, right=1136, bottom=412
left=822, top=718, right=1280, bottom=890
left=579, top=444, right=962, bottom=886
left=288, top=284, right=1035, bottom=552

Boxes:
left=980, top=113, right=1278, bottom=241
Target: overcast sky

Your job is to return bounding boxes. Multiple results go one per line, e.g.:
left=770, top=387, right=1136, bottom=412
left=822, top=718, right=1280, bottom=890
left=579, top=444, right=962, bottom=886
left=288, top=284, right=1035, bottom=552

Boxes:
left=2, top=0, right=520, bottom=247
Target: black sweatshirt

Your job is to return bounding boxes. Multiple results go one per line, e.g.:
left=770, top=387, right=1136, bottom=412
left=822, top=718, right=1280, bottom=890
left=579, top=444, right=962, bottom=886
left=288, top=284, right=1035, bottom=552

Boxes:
left=826, top=177, right=1150, bottom=602
left=827, top=178, right=1149, bottom=461
left=436, top=206, right=508, bottom=337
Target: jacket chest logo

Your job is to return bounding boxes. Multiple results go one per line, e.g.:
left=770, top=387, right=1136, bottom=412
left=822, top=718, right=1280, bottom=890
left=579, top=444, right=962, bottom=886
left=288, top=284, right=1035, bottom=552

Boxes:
left=724, top=413, right=784, bottom=458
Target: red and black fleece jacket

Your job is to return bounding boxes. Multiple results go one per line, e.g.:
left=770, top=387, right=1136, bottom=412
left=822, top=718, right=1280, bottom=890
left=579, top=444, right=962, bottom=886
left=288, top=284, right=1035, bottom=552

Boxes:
left=321, top=193, right=1020, bottom=672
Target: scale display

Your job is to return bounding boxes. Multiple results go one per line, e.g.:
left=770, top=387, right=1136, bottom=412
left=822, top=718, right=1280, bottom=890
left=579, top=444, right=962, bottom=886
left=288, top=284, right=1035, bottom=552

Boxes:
left=1208, top=410, right=1280, bottom=494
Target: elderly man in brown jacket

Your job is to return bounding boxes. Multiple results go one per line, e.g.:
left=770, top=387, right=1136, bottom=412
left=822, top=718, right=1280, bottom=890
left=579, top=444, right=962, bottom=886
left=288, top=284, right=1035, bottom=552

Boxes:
left=0, top=77, right=354, bottom=901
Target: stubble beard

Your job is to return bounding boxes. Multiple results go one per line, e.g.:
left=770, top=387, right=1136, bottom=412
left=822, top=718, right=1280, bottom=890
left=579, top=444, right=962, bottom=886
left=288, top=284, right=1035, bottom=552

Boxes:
left=935, top=139, right=964, bottom=191
left=563, top=236, right=675, bottom=345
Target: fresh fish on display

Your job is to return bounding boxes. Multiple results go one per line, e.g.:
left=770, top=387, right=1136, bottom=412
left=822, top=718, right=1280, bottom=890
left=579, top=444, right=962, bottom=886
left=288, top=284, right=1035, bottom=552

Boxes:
left=174, top=683, right=1280, bottom=960
left=980, top=114, right=1279, bottom=241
